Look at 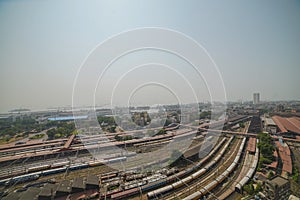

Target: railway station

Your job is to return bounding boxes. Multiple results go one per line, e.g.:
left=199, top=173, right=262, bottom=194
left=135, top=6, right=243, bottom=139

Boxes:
left=0, top=114, right=299, bottom=200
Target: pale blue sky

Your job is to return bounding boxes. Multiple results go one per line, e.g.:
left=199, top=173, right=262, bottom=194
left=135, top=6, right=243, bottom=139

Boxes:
left=0, top=0, right=300, bottom=112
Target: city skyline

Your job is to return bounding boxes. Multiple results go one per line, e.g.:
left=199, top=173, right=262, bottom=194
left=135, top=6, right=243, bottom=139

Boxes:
left=1, top=0, right=300, bottom=112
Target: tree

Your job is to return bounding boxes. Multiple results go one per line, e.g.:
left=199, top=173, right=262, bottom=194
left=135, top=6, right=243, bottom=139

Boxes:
left=46, top=129, right=56, bottom=140
left=114, top=135, right=122, bottom=141
left=164, top=119, right=172, bottom=127
left=293, top=167, right=299, bottom=183
left=199, top=111, right=211, bottom=119
left=239, top=122, right=245, bottom=128
left=114, top=134, right=132, bottom=141
left=255, top=183, right=262, bottom=193
left=267, top=171, right=275, bottom=179
left=157, top=129, right=166, bottom=135
left=258, top=132, right=275, bottom=161
left=109, top=126, right=116, bottom=133
left=243, top=184, right=254, bottom=195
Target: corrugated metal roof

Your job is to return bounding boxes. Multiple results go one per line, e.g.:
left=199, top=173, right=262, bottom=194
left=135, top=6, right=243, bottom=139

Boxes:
left=247, top=137, right=256, bottom=153
left=272, top=116, right=300, bottom=134
left=276, top=141, right=292, bottom=175
left=272, top=116, right=288, bottom=132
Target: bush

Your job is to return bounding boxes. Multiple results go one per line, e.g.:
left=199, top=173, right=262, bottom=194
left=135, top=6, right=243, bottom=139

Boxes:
left=243, top=184, right=254, bottom=195
left=293, top=167, right=299, bottom=183
left=258, top=132, right=275, bottom=162
left=29, top=134, right=45, bottom=140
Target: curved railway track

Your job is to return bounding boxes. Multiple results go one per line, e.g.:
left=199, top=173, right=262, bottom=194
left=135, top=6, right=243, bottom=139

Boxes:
left=103, top=137, right=229, bottom=199
left=211, top=143, right=257, bottom=200
left=160, top=137, right=242, bottom=200
left=182, top=137, right=248, bottom=200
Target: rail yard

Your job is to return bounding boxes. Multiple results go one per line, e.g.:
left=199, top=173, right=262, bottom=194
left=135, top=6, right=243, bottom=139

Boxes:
left=0, top=112, right=300, bottom=200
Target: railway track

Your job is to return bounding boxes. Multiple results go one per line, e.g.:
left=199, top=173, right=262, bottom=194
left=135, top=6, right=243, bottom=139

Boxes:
left=0, top=134, right=209, bottom=191
left=212, top=149, right=253, bottom=199
left=1, top=131, right=229, bottom=199
left=162, top=137, right=242, bottom=200
left=99, top=137, right=229, bottom=199
left=0, top=129, right=199, bottom=179
left=144, top=136, right=235, bottom=199
left=182, top=138, right=257, bottom=200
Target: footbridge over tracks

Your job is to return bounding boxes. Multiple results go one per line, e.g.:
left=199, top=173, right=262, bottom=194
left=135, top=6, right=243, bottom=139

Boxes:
left=58, top=134, right=76, bottom=152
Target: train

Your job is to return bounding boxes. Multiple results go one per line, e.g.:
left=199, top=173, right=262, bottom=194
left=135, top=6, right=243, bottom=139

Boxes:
left=0, top=157, right=127, bottom=186
left=183, top=137, right=248, bottom=200
left=235, top=139, right=259, bottom=193
left=146, top=136, right=235, bottom=199
left=107, top=137, right=230, bottom=200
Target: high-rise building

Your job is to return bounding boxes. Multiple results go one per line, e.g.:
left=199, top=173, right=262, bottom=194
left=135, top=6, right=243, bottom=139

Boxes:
left=253, top=93, right=260, bottom=104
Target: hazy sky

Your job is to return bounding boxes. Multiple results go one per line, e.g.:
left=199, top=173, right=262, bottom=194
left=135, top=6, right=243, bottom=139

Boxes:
left=0, top=0, right=300, bottom=112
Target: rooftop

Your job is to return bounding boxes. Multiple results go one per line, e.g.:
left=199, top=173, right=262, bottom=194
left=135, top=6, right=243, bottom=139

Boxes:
left=247, top=137, right=256, bottom=153
left=265, top=118, right=276, bottom=126
left=19, top=187, right=40, bottom=200
left=86, top=175, right=99, bottom=185
left=39, top=183, right=57, bottom=197
left=48, top=115, right=88, bottom=121
left=275, top=141, right=293, bottom=175
left=72, top=177, right=85, bottom=189
left=56, top=180, right=71, bottom=193
left=272, top=116, right=300, bottom=134
left=269, top=175, right=289, bottom=187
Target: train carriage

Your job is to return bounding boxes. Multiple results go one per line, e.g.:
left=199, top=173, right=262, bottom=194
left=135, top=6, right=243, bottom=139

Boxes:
left=110, top=188, right=139, bottom=200
left=183, top=191, right=202, bottom=200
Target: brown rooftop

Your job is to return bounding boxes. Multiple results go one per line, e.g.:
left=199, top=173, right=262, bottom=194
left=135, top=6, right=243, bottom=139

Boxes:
left=272, top=116, right=300, bottom=134
left=276, top=141, right=293, bottom=175
left=247, top=137, right=256, bottom=153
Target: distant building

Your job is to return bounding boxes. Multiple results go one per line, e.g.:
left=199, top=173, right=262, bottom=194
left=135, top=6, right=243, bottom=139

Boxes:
left=276, top=104, right=285, bottom=112
left=261, top=116, right=277, bottom=134
left=253, top=93, right=260, bottom=104
left=47, top=115, right=88, bottom=121
left=263, top=175, right=290, bottom=200
left=96, top=108, right=113, bottom=116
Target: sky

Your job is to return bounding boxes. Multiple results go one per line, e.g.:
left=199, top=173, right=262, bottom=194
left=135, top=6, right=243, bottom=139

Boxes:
left=0, top=0, right=300, bottom=112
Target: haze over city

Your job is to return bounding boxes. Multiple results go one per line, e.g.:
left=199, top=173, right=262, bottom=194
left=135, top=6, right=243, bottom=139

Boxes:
left=1, top=1, right=300, bottom=200
left=0, top=0, right=300, bottom=112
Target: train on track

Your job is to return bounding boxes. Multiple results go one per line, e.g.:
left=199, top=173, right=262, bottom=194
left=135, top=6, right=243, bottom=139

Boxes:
left=183, top=137, right=250, bottom=200
left=146, top=136, right=235, bottom=199
left=0, top=157, right=127, bottom=186
left=235, top=139, right=259, bottom=193
left=101, top=136, right=230, bottom=199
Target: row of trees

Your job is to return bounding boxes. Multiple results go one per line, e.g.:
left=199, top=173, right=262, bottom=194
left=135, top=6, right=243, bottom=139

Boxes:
left=257, top=132, right=275, bottom=170
left=0, top=116, right=36, bottom=136
left=46, top=122, right=75, bottom=140
left=0, top=116, right=65, bottom=141
left=0, top=116, right=41, bottom=143
left=97, top=116, right=117, bottom=133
